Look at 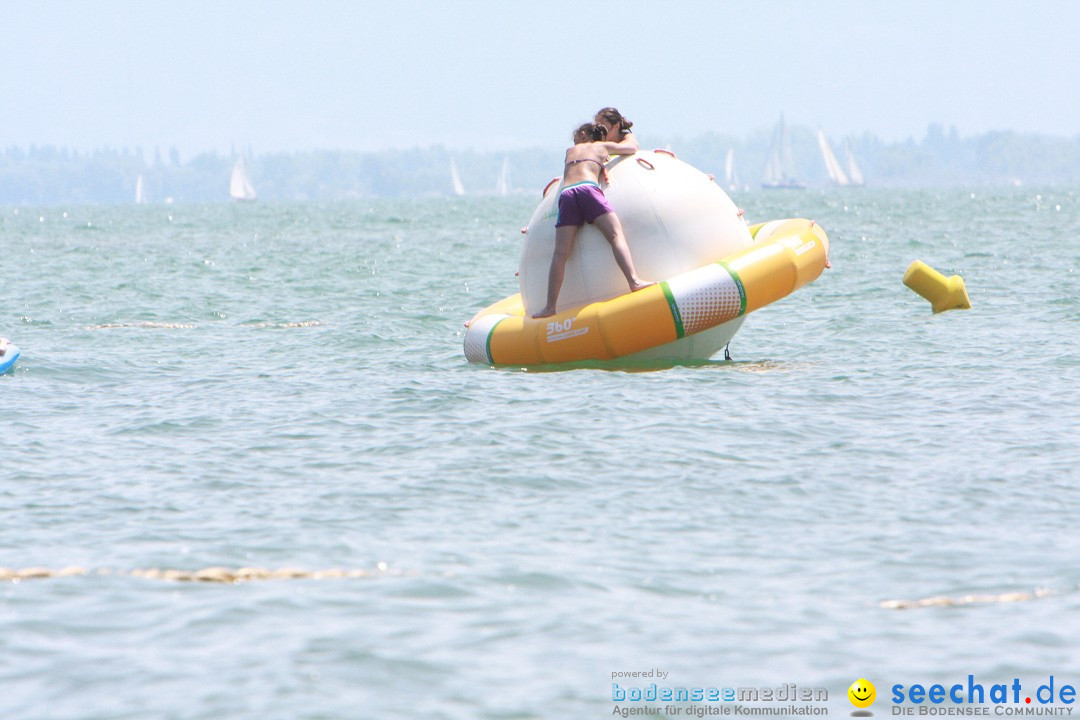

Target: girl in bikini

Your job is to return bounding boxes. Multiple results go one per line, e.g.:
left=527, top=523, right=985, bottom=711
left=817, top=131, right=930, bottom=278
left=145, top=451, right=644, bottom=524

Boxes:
left=532, top=122, right=653, bottom=319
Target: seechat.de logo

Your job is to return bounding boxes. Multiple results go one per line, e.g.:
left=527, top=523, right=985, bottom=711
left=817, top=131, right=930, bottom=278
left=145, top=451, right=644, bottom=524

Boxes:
left=849, top=679, right=877, bottom=716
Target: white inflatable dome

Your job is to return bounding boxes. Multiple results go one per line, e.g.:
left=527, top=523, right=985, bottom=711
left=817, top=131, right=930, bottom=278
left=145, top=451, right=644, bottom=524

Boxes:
left=518, top=151, right=755, bottom=361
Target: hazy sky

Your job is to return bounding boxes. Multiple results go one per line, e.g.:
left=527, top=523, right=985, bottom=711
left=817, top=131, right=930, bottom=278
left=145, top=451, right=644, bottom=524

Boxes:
left=4, top=1, right=1078, bottom=157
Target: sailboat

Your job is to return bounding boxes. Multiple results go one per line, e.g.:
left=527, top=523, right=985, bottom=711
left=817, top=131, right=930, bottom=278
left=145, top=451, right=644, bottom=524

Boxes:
left=135, top=174, right=146, bottom=204
left=495, top=156, right=510, bottom=196
left=761, top=116, right=804, bottom=189
left=844, top=141, right=865, bottom=186
left=724, top=148, right=741, bottom=191
left=229, top=158, right=257, bottom=201
left=450, top=159, right=465, bottom=196
left=817, top=129, right=849, bottom=186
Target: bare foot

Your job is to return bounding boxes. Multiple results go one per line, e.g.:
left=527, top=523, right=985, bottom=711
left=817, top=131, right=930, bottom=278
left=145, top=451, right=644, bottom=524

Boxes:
left=629, top=279, right=656, bottom=292
left=532, top=307, right=556, bottom=319
left=463, top=320, right=472, bottom=328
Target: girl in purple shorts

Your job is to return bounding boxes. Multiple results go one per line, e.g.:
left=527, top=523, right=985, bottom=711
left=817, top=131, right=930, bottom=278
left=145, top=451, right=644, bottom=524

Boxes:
left=533, top=123, right=653, bottom=318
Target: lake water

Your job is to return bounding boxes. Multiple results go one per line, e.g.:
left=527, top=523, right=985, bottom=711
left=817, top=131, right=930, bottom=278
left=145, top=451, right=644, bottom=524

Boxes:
left=2, top=187, right=1079, bottom=719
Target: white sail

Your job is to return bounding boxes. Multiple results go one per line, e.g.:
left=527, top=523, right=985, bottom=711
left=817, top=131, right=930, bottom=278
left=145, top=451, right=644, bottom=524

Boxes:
left=844, top=141, right=865, bottom=186
left=761, top=116, right=804, bottom=189
left=496, top=156, right=509, bottom=196
left=450, top=159, right=465, bottom=196
left=724, top=148, right=741, bottom=190
left=229, top=158, right=257, bottom=201
left=817, top=129, right=849, bottom=186
left=761, top=124, right=784, bottom=186
left=135, top=174, right=145, bottom=204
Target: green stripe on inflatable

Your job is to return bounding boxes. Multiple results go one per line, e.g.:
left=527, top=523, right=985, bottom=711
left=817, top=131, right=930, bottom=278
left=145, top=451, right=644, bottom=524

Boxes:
left=660, top=281, right=685, bottom=338
left=486, top=317, right=508, bottom=364
left=717, top=261, right=747, bottom=316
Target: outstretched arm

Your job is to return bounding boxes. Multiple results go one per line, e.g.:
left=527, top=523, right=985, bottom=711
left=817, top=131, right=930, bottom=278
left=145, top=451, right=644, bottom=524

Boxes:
left=598, top=135, right=638, bottom=156
left=614, top=132, right=639, bottom=153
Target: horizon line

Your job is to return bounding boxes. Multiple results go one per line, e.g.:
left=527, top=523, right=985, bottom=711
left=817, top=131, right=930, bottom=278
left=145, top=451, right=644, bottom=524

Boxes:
left=6, top=124, right=1079, bottom=161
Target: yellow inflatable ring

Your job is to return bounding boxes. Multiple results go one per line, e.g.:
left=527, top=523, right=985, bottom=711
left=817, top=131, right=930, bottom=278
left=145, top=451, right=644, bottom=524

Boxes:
left=463, top=218, right=830, bottom=366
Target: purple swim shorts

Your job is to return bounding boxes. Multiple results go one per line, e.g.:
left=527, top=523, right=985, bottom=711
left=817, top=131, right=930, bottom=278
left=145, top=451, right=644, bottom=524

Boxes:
left=556, top=181, right=614, bottom=228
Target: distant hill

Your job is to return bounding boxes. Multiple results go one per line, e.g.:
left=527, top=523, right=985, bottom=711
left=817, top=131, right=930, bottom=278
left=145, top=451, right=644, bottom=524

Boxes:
left=3, top=124, right=1079, bottom=206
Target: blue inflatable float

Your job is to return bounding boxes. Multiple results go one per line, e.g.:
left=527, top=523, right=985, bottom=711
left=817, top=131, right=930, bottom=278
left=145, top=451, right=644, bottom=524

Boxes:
left=0, top=338, right=20, bottom=374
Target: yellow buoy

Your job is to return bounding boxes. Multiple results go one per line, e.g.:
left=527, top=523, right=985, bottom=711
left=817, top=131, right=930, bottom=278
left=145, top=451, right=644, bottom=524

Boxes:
left=903, top=260, right=971, bottom=313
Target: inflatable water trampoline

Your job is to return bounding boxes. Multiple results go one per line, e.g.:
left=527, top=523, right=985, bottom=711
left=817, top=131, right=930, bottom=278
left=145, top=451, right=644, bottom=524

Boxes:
left=463, top=150, right=830, bottom=366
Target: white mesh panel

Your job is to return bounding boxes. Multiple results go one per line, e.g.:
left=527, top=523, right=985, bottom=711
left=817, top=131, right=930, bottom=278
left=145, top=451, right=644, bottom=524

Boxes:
left=463, top=314, right=508, bottom=364
left=665, top=264, right=743, bottom=335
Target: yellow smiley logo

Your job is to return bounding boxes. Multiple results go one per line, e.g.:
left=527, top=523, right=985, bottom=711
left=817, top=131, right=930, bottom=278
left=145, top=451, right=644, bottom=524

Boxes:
left=848, top=679, right=876, bottom=708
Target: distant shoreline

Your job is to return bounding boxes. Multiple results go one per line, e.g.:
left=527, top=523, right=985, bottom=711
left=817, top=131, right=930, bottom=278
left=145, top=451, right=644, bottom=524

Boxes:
left=3, top=124, right=1079, bottom=205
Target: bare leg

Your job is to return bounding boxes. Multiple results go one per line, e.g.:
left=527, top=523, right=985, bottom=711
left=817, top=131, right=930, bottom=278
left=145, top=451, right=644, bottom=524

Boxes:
left=533, top=225, right=579, bottom=318
left=592, top=212, right=654, bottom=292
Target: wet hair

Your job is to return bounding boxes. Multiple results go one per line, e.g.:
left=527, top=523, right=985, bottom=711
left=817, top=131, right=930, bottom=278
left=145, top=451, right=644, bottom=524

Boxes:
left=573, top=122, right=608, bottom=143
left=595, top=107, right=634, bottom=137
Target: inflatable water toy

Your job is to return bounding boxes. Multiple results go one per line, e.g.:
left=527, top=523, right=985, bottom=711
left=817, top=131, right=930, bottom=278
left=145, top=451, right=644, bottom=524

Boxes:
left=465, top=219, right=829, bottom=365
left=0, top=338, right=19, bottom=374
left=463, top=150, right=830, bottom=366
left=903, top=260, right=970, bottom=313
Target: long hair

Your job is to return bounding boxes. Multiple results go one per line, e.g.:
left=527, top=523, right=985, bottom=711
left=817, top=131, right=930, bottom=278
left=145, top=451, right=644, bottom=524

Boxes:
left=595, top=107, right=633, bottom=138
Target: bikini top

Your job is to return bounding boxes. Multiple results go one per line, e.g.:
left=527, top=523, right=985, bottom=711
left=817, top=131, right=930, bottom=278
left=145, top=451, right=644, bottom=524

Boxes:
left=565, top=158, right=605, bottom=169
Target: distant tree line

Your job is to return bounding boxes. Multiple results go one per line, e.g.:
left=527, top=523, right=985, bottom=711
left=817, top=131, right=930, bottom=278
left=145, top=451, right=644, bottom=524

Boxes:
left=3, top=124, right=1079, bottom=206
left=670, top=123, right=1080, bottom=190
